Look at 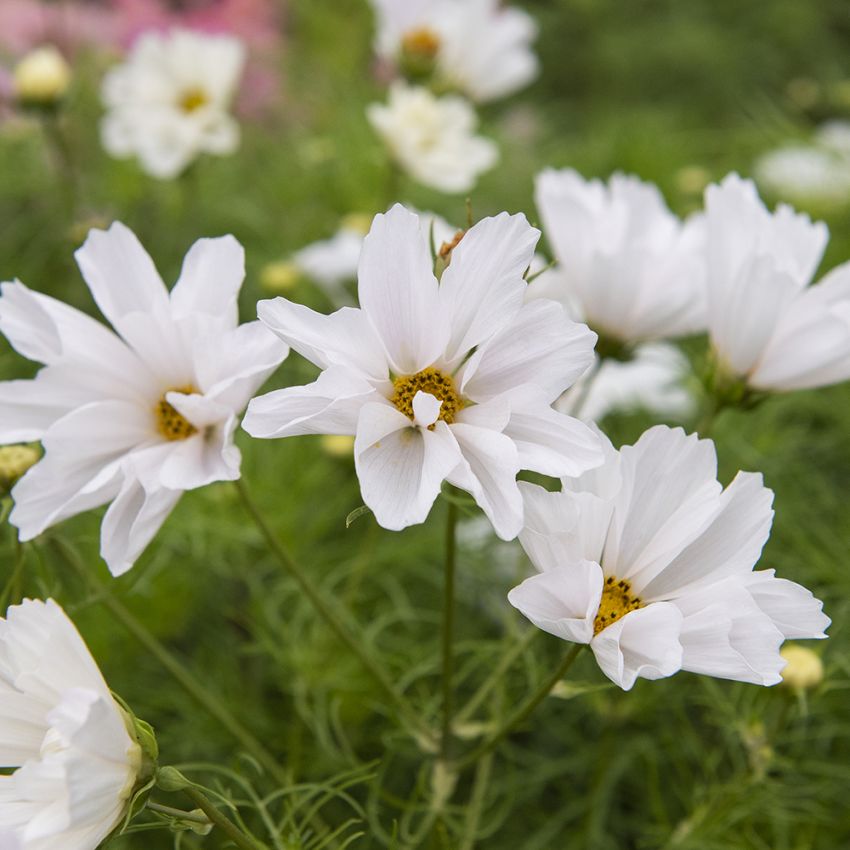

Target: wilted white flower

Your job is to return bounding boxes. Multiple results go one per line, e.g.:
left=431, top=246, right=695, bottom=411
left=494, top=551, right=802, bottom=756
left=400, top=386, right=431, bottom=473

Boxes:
left=100, top=29, right=245, bottom=179
left=558, top=342, right=694, bottom=421
left=369, top=0, right=538, bottom=103
left=0, top=599, right=151, bottom=848
left=531, top=169, right=706, bottom=351
left=0, top=222, right=287, bottom=575
left=704, top=174, right=850, bottom=392
left=509, top=425, right=829, bottom=690
left=13, top=46, right=71, bottom=105
left=244, top=204, right=602, bottom=539
left=292, top=210, right=457, bottom=304
left=367, top=83, right=498, bottom=194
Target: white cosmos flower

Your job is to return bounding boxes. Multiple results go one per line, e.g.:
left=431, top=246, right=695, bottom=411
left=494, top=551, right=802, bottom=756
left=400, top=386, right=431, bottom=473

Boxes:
left=705, top=174, right=850, bottom=392
left=367, top=83, right=498, bottom=194
left=0, top=223, right=287, bottom=576
left=0, top=599, right=147, bottom=849
left=755, top=145, right=850, bottom=206
left=369, top=0, right=538, bottom=103
left=557, top=342, right=695, bottom=421
left=531, top=169, right=706, bottom=349
left=508, top=425, right=829, bottom=690
left=101, top=29, right=245, bottom=180
left=243, top=204, right=603, bottom=539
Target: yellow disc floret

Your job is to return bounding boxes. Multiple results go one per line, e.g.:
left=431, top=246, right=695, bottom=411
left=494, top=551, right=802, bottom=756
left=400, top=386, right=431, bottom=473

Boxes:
left=401, top=27, right=441, bottom=61
left=178, top=87, right=209, bottom=113
left=593, top=576, right=643, bottom=636
left=155, top=387, right=198, bottom=441
left=391, top=368, right=462, bottom=425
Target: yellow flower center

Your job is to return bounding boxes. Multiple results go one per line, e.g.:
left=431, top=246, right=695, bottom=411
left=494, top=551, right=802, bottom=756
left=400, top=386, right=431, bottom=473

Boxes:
left=439, top=229, right=466, bottom=263
left=179, top=87, right=209, bottom=113
left=155, top=387, right=198, bottom=441
left=593, top=576, right=643, bottom=636
left=391, top=368, right=462, bottom=425
left=401, top=27, right=441, bottom=61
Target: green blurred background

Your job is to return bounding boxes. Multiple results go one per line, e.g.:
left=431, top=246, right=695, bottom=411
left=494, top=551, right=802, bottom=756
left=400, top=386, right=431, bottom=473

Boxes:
left=2, top=1, right=850, bottom=847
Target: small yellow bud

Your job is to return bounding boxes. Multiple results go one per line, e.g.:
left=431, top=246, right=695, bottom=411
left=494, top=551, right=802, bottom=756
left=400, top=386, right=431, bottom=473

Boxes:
left=0, top=445, right=40, bottom=491
left=675, top=165, right=712, bottom=196
left=340, top=213, right=373, bottom=235
left=780, top=645, right=824, bottom=690
left=13, top=46, right=72, bottom=105
left=260, top=260, right=300, bottom=293
left=320, top=435, right=355, bottom=458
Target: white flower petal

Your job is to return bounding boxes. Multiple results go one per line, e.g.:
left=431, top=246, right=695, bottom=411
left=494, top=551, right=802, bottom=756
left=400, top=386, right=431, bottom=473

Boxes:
left=358, top=204, right=447, bottom=375
left=742, top=570, right=830, bottom=639
left=591, top=602, right=683, bottom=690
left=354, top=403, right=462, bottom=530
left=412, top=391, right=442, bottom=428
left=460, top=299, right=596, bottom=402
left=446, top=422, right=522, bottom=540
left=100, top=476, right=182, bottom=576
left=439, top=212, right=539, bottom=363
left=170, top=235, right=244, bottom=326
left=508, top=561, right=602, bottom=644
left=73, top=222, right=170, bottom=333
left=243, top=367, right=379, bottom=438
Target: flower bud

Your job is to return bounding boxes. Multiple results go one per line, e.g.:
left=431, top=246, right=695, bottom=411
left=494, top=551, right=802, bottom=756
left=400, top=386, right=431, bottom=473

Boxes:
left=320, top=434, right=355, bottom=458
left=13, top=46, right=71, bottom=106
left=0, top=444, right=40, bottom=492
left=340, top=212, right=373, bottom=235
left=260, top=260, right=300, bottom=293
left=780, top=645, right=824, bottom=690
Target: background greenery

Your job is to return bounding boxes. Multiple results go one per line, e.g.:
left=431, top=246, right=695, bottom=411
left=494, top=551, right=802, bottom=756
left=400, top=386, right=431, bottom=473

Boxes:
left=2, top=0, right=850, bottom=847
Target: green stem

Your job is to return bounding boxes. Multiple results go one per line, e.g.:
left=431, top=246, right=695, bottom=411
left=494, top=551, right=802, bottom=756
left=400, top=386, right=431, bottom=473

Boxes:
left=183, top=786, right=265, bottom=850
left=233, top=479, right=432, bottom=745
left=50, top=538, right=289, bottom=788
left=455, top=629, right=539, bottom=725
left=459, top=752, right=493, bottom=850
left=147, top=801, right=211, bottom=825
left=440, top=498, right=458, bottom=760
left=452, top=644, right=584, bottom=771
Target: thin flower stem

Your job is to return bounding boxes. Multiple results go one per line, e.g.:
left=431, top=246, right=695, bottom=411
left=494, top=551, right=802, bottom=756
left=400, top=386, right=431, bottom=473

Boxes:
left=455, top=628, right=539, bottom=725
left=459, top=752, right=493, bottom=850
left=452, top=643, right=584, bottom=771
left=49, top=538, right=290, bottom=789
left=147, top=801, right=211, bottom=825
left=440, top=498, right=459, bottom=760
left=695, top=396, right=722, bottom=437
left=233, top=478, right=433, bottom=745
left=183, top=786, right=266, bottom=850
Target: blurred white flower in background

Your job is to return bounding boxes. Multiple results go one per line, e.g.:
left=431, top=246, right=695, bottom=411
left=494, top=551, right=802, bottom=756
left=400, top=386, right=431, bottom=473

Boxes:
left=704, top=174, right=850, bottom=392
left=531, top=169, right=707, bottom=352
left=100, top=28, right=244, bottom=179
left=755, top=121, right=850, bottom=206
left=0, top=223, right=287, bottom=575
left=369, top=0, right=538, bottom=103
left=0, top=599, right=150, bottom=849
left=509, top=426, right=829, bottom=690
left=558, top=343, right=695, bottom=421
left=367, top=83, right=498, bottom=193
left=245, top=205, right=602, bottom=539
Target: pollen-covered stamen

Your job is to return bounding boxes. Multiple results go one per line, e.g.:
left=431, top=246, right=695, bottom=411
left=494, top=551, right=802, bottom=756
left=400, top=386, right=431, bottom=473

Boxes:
left=593, top=576, right=643, bottom=636
left=155, top=387, right=198, bottom=441
left=439, top=229, right=466, bottom=263
left=391, top=368, right=462, bottom=425
left=178, top=87, right=209, bottom=113
left=401, top=27, right=441, bottom=61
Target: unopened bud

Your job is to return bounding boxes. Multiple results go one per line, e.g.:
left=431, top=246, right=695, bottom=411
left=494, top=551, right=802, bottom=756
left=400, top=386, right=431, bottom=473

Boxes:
left=780, top=645, right=824, bottom=690
left=0, top=445, right=40, bottom=491
left=260, top=260, right=300, bottom=293
left=13, top=46, right=71, bottom=105
left=340, top=212, right=373, bottom=235
left=320, top=434, right=354, bottom=458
